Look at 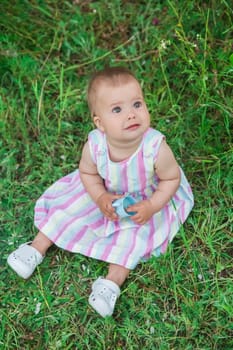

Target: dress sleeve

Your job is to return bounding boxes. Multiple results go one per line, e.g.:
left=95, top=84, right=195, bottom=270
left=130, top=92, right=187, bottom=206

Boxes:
left=143, top=128, right=165, bottom=163
left=88, top=129, right=105, bottom=165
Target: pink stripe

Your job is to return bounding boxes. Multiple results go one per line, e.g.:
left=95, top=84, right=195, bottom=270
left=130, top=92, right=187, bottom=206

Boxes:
left=35, top=207, right=47, bottom=213
left=94, top=144, right=98, bottom=163
left=66, top=225, right=88, bottom=251
left=59, top=176, right=73, bottom=183
left=91, top=143, right=98, bottom=163
left=143, top=219, right=155, bottom=258
left=38, top=195, right=95, bottom=241
left=86, top=221, right=117, bottom=259
left=52, top=215, right=80, bottom=242
left=121, top=163, right=128, bottom=192
left=85, top=235, right=101, bottom=256
left=143, top=204, right=169, bottom=257
left=173, top=192, right=181, bottom=202
left=89, top=216, right=105, bottom=231
left=152, top=140, right=159, bottom=161
left=164, top=205, right=170, bottom=234
left=180, top=201, right=186, bottom=222
left=105, top=157, right=110, bottom=188
left=138, top=151, right=147, bottom=191
left=37, top=214, right=72, bottom=241
left=160, top=237, right=169, bottom=253
left=121, top=227, right=139, bottom=266
left=99, top=221, right=120, bottom=261
left=43, top=188, right=86, bottom=216
left=42, top=181, right=80, bottom=200
left=173, top=195, right=185, bottom=223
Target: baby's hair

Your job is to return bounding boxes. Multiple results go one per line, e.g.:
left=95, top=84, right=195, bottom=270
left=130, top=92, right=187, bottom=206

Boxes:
left=87, top=66, right=137, bottom=117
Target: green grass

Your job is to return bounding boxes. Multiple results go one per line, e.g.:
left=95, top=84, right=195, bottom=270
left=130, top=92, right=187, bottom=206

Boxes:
left=0, top=1, right=232, bottom=349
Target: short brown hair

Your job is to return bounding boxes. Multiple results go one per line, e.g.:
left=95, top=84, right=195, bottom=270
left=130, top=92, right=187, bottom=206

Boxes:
left=87, top=66, right=137, bottom=116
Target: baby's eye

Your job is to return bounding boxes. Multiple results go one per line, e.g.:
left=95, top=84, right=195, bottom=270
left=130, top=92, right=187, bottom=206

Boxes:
left=134, top=101, right=142, bottom=108
left=112, top=106, right=121, bottom=113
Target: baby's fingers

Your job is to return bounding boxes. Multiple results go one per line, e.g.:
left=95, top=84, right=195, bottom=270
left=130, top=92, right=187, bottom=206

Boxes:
left=106, top=205, right=119, bottom=221
left=111, top=194, right=124, bottom=202
left=127, top=204, right=140, bottom=216
left=130, top=214, right=146, bottom=225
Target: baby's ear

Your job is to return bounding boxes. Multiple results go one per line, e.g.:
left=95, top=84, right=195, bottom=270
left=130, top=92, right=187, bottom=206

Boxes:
left=93, top=115, right=104, bottom=132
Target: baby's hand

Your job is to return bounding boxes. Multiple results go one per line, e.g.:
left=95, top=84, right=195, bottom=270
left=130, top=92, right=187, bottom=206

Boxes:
left=127, top=199, right=154, bottom=225
left=96, top=192, right=122, bottom=221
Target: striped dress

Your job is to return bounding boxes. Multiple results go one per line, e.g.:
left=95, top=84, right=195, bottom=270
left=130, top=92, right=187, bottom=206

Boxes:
left=34, top=128, right=194, bottom=269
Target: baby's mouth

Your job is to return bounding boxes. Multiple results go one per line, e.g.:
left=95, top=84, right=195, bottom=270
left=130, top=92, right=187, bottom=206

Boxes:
left=124, top=124, right=140, bottom=130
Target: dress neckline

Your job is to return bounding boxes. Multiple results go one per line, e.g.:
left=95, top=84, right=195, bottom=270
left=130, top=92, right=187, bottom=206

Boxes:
left=104, top=128, right=151, bottom=164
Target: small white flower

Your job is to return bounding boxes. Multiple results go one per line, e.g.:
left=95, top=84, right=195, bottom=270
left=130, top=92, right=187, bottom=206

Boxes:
left=159, top=39, right=167, bottom=50
left=159, top=39, right=171, bottom=51
left=35, top=302, right=42, bottom=315
left=56, top=340, right=62, bottom=347
left=82, top=264, right=90, bottom=274
left=150, top=326, right=155, bottom=334
left=198, top=274, right=203, bottom=281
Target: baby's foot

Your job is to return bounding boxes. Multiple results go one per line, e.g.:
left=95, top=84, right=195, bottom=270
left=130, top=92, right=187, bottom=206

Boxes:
left=7, top=243, right=44, bottom=279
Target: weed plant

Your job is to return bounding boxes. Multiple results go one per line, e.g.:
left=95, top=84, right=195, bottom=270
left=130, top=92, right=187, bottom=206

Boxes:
left=0, top=1, right=232, bottom=349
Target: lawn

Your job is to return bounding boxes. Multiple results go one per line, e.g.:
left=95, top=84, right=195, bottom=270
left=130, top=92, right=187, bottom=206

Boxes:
left=0, top=1, right=232, bottom=349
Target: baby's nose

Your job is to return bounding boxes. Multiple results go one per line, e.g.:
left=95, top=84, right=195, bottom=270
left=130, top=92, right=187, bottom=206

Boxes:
left=127, top=110, right=136, bottom=119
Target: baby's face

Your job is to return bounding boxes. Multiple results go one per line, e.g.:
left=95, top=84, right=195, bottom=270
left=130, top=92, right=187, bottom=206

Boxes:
left=93, top=78, right=150, bottom=144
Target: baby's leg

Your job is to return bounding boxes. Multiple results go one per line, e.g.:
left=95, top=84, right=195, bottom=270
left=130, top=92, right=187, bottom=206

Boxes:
left=31, top=231, right=53, bottom=255
left=89, top=263, right=130, bottom=317
left=106, top=263, right=130, bottom=286
left=7, top=231, right=53, bottom=279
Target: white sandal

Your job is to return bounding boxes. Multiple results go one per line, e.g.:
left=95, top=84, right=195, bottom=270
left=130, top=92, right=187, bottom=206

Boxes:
left=88, top=277, right=120, bottom=317
left=7, top=242, right=44, bottom=279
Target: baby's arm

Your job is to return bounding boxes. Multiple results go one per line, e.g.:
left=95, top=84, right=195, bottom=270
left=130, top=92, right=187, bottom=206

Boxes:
left=128, top=139, right=181, bottom=225
left=79, top=142, right=121, bottom=220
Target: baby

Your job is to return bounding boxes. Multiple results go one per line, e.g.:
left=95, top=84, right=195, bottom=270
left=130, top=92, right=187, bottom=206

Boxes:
left=8, top=66, right=194, bottom=317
